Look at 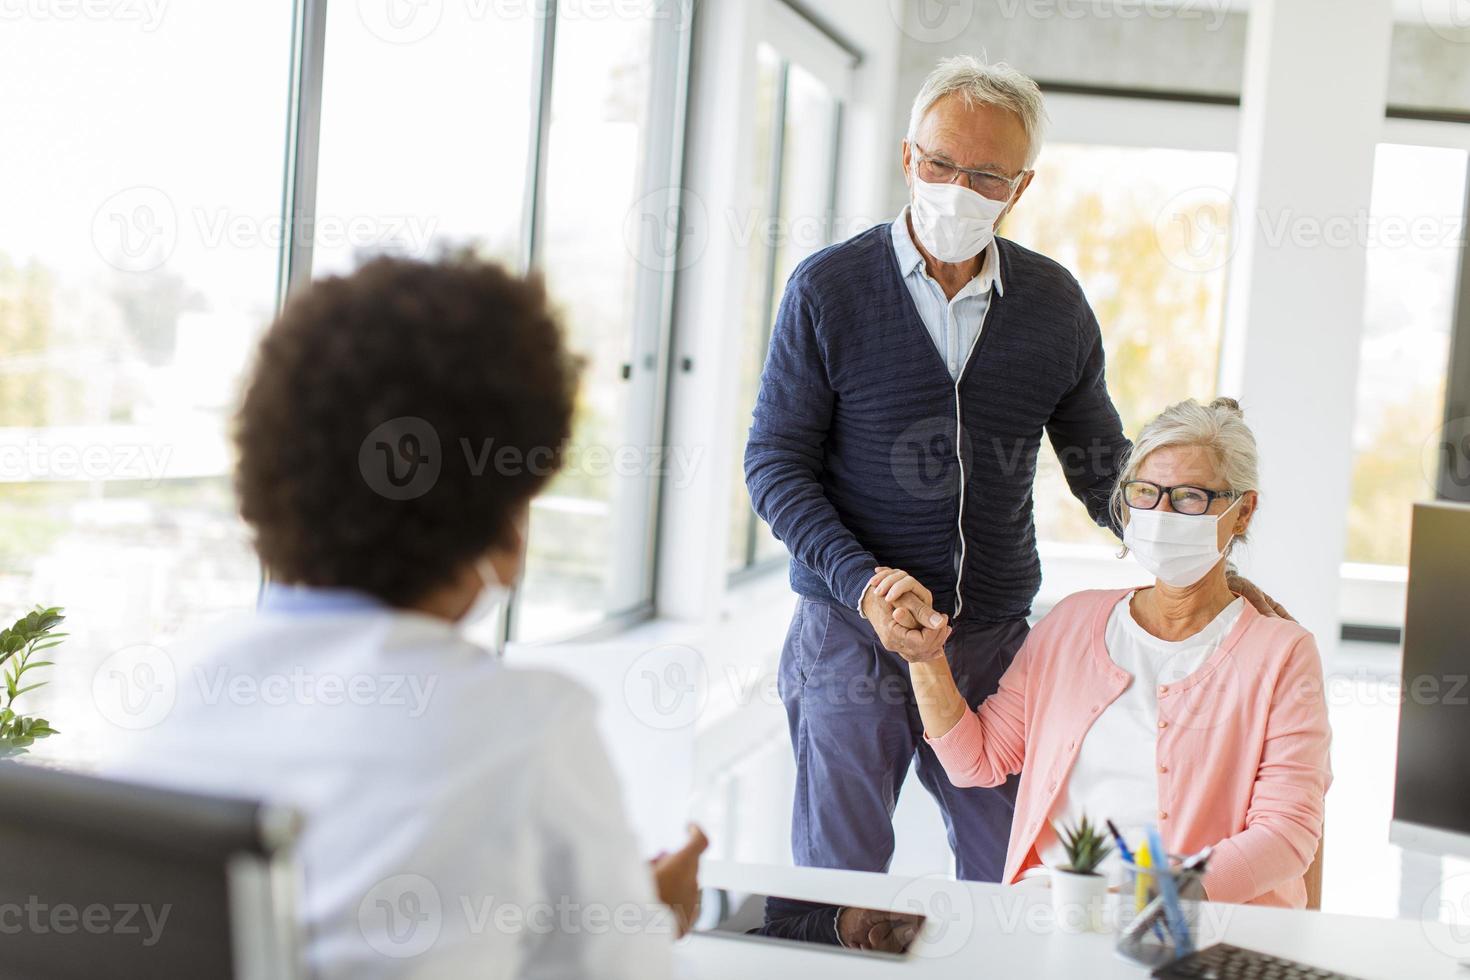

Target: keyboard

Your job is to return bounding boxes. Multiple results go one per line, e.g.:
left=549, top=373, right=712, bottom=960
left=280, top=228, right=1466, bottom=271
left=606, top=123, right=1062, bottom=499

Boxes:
left=1152, top=943, right=1365, bottom=980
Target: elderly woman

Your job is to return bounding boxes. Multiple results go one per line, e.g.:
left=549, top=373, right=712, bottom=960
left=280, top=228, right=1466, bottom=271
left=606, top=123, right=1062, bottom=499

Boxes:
left=876, top=397, right=1331, bottom=907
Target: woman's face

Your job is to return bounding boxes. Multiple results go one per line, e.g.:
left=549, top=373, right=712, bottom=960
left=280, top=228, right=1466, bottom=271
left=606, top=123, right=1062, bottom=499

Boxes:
left=1132, top=444, right=1257, bottom=551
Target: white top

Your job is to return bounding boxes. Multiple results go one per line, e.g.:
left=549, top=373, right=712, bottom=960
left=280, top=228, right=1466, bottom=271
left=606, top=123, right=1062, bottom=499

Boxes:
left=1037, top=591, right=1245, bottom=875
left=100, top=593, right=672, bottom=980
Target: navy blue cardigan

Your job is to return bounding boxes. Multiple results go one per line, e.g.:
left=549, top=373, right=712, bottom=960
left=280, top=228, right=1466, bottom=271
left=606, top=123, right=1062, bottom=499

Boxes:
left=743, top=224, right=1130, bottom=624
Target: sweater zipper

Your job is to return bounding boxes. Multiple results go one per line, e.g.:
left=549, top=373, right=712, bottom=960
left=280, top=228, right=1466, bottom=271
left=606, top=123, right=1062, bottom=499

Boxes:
left=951, top=298, right=994, bottom=622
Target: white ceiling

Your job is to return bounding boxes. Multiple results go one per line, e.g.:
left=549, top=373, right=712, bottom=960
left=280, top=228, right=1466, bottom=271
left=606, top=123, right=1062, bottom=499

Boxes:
left=1104, top=0, right=1466, bottom=27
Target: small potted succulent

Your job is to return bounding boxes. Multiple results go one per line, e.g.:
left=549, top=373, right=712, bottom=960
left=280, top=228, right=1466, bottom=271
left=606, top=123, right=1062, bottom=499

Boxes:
left=1051, top=813, right=1113, bottom=933
left=0, top=606, right=65, bottom=758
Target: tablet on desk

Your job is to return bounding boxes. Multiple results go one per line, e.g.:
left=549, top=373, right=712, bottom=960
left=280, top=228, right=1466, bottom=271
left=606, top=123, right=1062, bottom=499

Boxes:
left=697, top=892, right=926, bottom=960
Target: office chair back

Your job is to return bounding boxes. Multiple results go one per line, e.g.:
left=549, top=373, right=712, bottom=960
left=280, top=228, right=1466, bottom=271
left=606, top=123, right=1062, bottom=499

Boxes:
left=0, top=762, right=303, bottom=980
left=1304, top=833, right=1325, bottom=911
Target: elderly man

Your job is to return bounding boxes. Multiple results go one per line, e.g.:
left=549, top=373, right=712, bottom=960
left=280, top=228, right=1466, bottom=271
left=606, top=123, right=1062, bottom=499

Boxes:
left=744, top=56, right=1286, bottom=882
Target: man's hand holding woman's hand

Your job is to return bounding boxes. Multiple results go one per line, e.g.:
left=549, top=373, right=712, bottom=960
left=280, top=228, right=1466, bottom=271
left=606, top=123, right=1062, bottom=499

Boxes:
left=862, top=567, right=950, bottom=663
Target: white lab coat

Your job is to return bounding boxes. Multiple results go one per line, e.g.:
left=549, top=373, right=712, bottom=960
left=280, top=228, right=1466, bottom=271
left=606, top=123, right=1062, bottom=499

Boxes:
left=102, top=604, right=674, bottom=979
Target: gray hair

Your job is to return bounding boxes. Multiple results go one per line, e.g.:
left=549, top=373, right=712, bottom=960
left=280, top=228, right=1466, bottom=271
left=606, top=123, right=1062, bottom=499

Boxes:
left=1110, top=397, right=1261, bottom=543
left=906, top=56, right=1048, bottom=168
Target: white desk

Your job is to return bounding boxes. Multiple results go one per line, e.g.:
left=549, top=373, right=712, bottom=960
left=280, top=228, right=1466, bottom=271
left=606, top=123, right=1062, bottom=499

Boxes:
left=676, top=861, right=1470, bottom=979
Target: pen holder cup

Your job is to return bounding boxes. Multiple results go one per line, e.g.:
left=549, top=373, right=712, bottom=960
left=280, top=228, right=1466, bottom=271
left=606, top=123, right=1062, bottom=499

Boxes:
left=1114, top=858, right=1206, bottom=969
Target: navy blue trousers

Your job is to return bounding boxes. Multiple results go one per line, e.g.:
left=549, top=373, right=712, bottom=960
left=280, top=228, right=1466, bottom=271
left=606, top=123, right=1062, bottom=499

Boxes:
left=778, top=596, right=1029, bottom=882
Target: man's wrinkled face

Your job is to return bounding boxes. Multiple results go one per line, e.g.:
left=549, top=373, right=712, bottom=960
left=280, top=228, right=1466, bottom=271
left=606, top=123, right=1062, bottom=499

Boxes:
left=902, top=93, right=1034, bottom=224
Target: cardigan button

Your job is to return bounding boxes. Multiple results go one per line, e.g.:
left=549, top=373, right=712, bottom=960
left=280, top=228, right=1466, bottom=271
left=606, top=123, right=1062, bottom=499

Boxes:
left=1158, top=720, right=1168, bottom=729
left=1158, top=685, right=1168, bottom=694
left=1159, top=765, right=1168, bottom=774
left=1159, top=811, right=1169, bottom=820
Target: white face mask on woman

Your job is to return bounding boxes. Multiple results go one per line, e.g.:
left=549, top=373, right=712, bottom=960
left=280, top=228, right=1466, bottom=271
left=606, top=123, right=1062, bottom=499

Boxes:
left=1124, top=496, right=1242, bottom=588
left=909, top=170, right=1009, bottom=264
left=461, top=557, right=511, bottom=627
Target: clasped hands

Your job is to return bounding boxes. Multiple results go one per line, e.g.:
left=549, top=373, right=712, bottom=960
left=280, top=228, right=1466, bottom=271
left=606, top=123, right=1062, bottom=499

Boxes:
left=861, top=566, right=951, bottom=663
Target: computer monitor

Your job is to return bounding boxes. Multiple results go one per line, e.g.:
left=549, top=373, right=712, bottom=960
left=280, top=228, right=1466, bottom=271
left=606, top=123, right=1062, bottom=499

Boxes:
left=0, top=762, right=303, bottom=980
left=1390, top=501, right=1470, bottom=860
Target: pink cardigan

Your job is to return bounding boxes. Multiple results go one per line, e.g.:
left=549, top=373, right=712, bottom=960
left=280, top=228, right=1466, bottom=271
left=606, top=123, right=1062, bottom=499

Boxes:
left=927, top=588, right=1331, bottom=907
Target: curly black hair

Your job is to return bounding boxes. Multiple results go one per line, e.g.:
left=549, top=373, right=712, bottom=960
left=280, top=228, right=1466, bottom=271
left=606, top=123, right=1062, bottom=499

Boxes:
left=234, top=255, right=579, bottom=606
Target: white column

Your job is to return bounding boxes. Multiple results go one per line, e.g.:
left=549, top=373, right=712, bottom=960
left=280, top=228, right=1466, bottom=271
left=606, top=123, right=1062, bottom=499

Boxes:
left=1218, top=0, right=1394, bottom=655
left=656, top=0, right=763, bottom=621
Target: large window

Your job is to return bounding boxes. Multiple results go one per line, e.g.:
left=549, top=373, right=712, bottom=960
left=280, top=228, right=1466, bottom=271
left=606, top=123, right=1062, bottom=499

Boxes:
left=0, top=0, right=695, bottom=771
left=1345, top=143, right=1467, bottom=567
left=726, top=44, right=844, bottom=574
left=0, top=3, right=294, bottom=762
left=312, top=1, right=535, bottom=274
left=1002, top=143, right=1237, bottom=548
left=309, top=2, right=691, bottom=642
left=516, top=4, right=685, bottom=639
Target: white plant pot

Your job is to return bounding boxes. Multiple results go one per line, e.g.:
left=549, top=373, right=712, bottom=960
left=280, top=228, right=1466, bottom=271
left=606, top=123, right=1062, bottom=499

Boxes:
left=1051, top=868, right=1109, bottom=934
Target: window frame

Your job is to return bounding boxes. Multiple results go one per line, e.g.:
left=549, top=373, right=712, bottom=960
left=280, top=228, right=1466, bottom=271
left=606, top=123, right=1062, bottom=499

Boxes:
left=273, top=0, right=697, bottom=647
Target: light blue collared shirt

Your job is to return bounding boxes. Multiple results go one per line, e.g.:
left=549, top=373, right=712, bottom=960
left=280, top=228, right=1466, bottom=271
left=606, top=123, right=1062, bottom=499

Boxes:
left=258, top=582, right=384, bottom=615
left=890, top=208, right=1004, bottom=381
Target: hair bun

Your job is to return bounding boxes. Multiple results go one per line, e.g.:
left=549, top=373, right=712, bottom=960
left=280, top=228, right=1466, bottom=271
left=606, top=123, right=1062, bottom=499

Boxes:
left=1210, top=396, right=1244, bottom=418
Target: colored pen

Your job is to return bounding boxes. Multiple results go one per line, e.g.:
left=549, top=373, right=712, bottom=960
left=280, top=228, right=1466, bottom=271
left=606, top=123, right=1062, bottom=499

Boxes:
left=1106, top=819, right=1135, bottom=864
left=1146, top=826, right=1195, bottom=957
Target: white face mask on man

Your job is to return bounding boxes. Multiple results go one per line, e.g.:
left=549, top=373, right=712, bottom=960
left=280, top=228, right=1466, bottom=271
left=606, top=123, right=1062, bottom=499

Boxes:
left=1123, top=496, right=1243, bottom=588
left=908, top=168, right=1010, bottom=264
